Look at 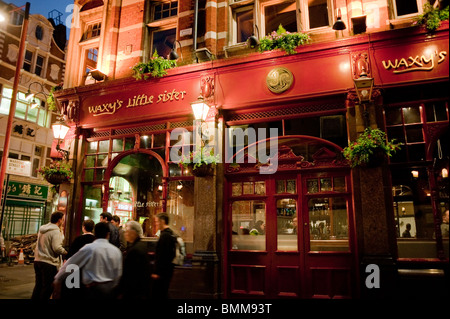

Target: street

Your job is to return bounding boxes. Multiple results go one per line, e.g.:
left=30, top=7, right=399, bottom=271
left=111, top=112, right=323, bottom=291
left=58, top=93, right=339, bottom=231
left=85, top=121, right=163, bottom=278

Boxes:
left=0, top=263, right=34, bottom=299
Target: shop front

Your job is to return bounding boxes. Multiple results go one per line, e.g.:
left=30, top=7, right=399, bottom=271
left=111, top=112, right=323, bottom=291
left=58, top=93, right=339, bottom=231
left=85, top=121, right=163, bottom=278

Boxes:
left=54, top=22, right=448, bottom=299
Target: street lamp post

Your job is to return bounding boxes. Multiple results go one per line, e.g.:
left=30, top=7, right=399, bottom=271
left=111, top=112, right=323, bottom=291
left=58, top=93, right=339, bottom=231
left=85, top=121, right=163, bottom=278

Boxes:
left=0, top=3, right=31, bottom=213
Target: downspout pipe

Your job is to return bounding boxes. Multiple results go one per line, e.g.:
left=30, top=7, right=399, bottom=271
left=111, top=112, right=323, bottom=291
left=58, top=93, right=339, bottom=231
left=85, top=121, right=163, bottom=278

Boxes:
left=193, top=0, right=199, bottom=62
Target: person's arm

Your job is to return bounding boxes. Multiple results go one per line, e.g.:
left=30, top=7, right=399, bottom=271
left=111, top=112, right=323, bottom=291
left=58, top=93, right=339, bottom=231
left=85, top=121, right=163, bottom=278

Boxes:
left=51, top=231, right=67, bottom=256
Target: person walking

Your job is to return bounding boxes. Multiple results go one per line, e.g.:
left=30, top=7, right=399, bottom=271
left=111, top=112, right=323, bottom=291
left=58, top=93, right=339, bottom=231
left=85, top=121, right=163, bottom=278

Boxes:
left=53, top=222, right=123, bottom=299
left=100, top=212, right=120, bottom=248
left=66, top=219, right=95, bottom=259
left=117, top=220, right=152, bottom=299
left=31, top=211, right=67, bottom=300
left=151, top=213, right=176, bottom=299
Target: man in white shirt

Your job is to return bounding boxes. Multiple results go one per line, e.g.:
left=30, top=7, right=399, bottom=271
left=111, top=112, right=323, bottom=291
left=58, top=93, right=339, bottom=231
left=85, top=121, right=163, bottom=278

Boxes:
left=54, top=222, right=122, bottom=299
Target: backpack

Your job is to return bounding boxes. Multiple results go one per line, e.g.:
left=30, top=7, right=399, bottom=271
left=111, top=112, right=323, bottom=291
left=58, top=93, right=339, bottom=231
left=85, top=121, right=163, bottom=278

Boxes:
left=172, top=234, right=186, bottom=266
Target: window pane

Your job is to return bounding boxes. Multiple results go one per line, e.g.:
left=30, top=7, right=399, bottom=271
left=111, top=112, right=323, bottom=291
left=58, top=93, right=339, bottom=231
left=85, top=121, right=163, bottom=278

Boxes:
left=385, top=108, right=403, bottom=125
left=309, top=197, right=349, bottom=251
left=308, top=0, right=329, bottom=29
left=403, top=106, right=421, bottom=124
left=87, top=141, right=98, bottom=154
left=14, top=101, right=27, bottom=119
left=408, top=144, right=425, bottom=161
left=392, top=168, right=438, bottom=258
left=277, top=198, right=297, bottom=251
left=425, top=101, right=448, bottom=122
left=152, top=28, right=176, bottom=59
left=236, top=9, right=253, bottom=43
left=243, top=182, right=254, bottom=195
left=265, top=2, right=297, bottom=34
left=167, top=180, right=194, bottom=254
left=396, top=0, right=418, bottom=16
left=405, top=126, right=423, bottom=143
left=334, top=176, right=346, bottom=192
left=231, top=200, right=266, bottom=250
left=99, top=140, right=110, bottom=153
left=232, top=182, right=242, bottom=196
left=0, top=97, right=10, bottom=115
left=86, top=155, right=95, bottom=168
left=112, top=139, right=123, bottom=152
left=84, top=169, right=94, bottom=182
left=153, top=134, right=166, bottom=148
left=320, top=178, right=332, bottom=191
left=307, top=179, right=319, bottom=193
left=27, top=106, right=38, bottom=123
left=255, top=181, right=265, bottom=195
left=82, top=185, right=103, bottom=224
left=125, top=137, right=135, bottom=150
left=37, top=109, right=47, bottom=127
left=97, top=154, right=108, bottom=167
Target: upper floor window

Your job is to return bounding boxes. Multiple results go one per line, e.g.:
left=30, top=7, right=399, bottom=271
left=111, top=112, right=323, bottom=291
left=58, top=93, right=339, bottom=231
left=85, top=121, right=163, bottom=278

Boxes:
left=307, top=0, right=331, bottom=29
left=0, top=87, right=49, bottom=128
left=35, top=25, right=44, bottom=40
left=81, top=22, right=102, bottom=41
left=152, top=1, right=178, bottom=21
left=393, top=0, right=420, bottom=18
left=235, top=6, right=254, bottom=43
left=10, top=11, right=24, bottom=25
left=263, top=1, right=297, bottom=35
left=35, top=55, right=45, bottom=77
left=23, top=50, right=33, bottom=72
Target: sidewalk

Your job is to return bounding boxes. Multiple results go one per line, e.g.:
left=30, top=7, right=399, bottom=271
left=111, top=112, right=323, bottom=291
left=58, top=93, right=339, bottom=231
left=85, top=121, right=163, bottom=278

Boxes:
left=0, top=263, right=35, bottom=299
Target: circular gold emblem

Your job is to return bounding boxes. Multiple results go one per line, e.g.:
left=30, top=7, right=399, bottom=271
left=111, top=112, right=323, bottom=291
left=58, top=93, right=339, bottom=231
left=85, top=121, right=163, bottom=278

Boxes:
left=266, top=67, right=294, bottom=93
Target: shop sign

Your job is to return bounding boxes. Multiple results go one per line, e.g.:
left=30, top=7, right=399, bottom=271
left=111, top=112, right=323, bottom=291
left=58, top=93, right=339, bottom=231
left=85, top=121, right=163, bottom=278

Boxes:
left=7, top=181, right=49, bottom=200
left=6, top=158, right=31, bottom=177
left=382, top=50, right=447, bottom=74
left=87, top=89, right=187, bottom=117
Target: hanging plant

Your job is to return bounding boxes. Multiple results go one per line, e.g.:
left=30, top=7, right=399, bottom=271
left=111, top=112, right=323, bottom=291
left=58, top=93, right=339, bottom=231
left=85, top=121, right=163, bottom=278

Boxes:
left=46, top=83, right=63, bottom=111
left=38, top=159, right=73, bottom=192
left=132, top=50, right=177, bottom=80
left=413, top=2, right=449, bottom=32
left=342, top=128, right=402, bottom=168
left=257, top=24, right=310, bottom=55
left=179, top=146, right=219, bottom=177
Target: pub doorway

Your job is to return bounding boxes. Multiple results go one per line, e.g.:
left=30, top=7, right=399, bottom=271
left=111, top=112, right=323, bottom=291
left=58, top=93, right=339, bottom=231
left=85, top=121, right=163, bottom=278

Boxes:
left=225, top=136, right=357, bottom=299
left=104, top=150, right=166, bottom=236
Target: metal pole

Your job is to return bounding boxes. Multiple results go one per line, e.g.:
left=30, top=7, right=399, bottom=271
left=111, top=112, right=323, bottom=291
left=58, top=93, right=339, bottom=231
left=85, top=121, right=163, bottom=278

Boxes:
left=0, top=174, right=10, bottom=233
left=0, top=3, right=30, bottom=207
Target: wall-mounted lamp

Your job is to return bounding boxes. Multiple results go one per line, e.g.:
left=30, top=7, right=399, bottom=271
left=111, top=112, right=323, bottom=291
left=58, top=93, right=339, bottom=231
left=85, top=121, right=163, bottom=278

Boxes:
left=25, top=81, right=47, bottom=102
left=191, top=95, right=210, bottom=121
left=442, top=168, right=448, bottom=178
left=52, top=118, right=70, bottom=160
left=332, top=9, right=347, bottom=31
left=195, top=47, right=213, bottom=63
left=247, top=25, right=260, bottom=48
left=411, top=170, right=419, bottom=178
left=88, top=69, right=107, bottom=81
left=353, top=67, right=374, bottom=104
left=169, top=40, right=182, bottom=60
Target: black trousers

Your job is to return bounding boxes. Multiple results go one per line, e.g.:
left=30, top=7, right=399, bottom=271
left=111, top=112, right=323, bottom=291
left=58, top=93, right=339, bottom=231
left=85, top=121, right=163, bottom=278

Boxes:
left=32, top=261, right=58, bottom=300
left=153, top=266, right=174, bottom=299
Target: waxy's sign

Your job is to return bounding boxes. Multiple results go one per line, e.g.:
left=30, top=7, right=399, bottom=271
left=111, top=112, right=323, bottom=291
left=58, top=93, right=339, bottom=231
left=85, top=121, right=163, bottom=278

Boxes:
left=88, top=89, right=187, bottom=117
left=382, top=50, right=447, bottom=74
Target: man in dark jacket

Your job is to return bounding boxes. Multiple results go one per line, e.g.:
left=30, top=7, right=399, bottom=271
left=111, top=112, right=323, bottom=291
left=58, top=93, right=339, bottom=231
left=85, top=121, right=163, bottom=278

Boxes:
left=118, top=221, right=152, bottom=299
left=151, top=213, right=176, bottom=299
left=100, top=212, right=120, bottom=248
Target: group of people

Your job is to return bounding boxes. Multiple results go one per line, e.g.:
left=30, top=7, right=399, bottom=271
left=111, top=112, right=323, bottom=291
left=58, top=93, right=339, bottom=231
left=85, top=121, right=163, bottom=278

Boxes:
left=31, top=211, right=178, bottom=300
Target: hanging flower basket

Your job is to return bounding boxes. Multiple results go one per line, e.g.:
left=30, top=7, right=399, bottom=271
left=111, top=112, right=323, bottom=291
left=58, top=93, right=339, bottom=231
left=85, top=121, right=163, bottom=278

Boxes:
left=342, top=128, right=402, bottom=168
left=38, top=160, right=73, bottom=192
left=179, top=146, right=219, bottom=177
left=190, top=163, right=215, bottom=177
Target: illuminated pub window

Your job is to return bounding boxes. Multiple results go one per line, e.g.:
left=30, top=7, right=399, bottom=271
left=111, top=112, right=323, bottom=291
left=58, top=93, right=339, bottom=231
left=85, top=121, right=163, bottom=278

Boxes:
left=386, top=98, right=449, bottom=259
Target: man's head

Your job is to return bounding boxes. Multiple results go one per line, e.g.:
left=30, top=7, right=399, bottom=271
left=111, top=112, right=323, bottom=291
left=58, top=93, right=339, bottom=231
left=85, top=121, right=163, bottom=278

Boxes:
left=100, top=212, right=113, bottom=223
left=124, top=221, right=143, bottom=243
left=50, top=212, right=65, bottom=226
left=94, top=222, right=111, bottom=239
left=82, top=219, right=95, bottom=233
left=111, top=215, right=120, bottom=228
left=156, top=213, right=169, bottom=230
left=405, top=223, right=411, bottom=230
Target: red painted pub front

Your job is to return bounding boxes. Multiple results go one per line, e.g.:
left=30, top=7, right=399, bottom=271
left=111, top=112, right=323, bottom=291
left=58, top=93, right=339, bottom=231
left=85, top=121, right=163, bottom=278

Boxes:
left=54, top=21, right=449, bottom=299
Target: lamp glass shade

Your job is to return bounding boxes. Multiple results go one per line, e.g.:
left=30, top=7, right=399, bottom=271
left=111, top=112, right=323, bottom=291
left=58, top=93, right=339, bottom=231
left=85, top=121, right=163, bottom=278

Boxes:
left=353, top=76, right=374, bottom=102
left=25, top=91, right=35, bottom=101
left=89, top=69, right=107, bottom=81
left=169, top=50, right=179, bottom=60
left=30, top=100, right=39, bottom=109
left=191, top=97, right=210, bottom=121
left=52, top=121, right=70, bottom=139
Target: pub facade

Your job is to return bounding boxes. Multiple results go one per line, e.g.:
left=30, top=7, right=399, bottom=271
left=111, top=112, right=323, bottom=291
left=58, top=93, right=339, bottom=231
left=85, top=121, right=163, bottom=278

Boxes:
left=54, top=0, right=449, bottom=299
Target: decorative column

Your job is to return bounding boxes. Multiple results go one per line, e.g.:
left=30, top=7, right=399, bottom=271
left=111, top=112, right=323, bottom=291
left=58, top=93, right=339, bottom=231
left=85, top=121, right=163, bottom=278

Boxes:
left=347, top=51, right=398, bottom=298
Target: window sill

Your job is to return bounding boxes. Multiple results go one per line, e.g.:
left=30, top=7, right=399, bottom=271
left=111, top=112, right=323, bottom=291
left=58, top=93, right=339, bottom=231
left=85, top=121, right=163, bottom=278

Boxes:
left=223, top=42, right=257, bottom=58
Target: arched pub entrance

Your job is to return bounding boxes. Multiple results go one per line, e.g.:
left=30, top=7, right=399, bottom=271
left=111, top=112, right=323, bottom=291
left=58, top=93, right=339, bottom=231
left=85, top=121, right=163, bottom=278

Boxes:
left=102, top=149, right=167, bottom=235
left=224, top=136, right=357, bottom=298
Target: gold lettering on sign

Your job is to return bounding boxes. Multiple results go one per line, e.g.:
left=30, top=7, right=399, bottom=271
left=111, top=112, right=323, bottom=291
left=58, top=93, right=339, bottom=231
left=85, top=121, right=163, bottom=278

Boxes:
left=87, top=90, right=187, bottom=116
left=382, top=50, right=447, bottom=74
left=88, top=99, right=123, bottom=116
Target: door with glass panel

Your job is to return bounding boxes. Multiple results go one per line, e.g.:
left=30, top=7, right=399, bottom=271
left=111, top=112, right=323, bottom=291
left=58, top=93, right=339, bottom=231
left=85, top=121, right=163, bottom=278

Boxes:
left=227, top=173, right=355, bottom=299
